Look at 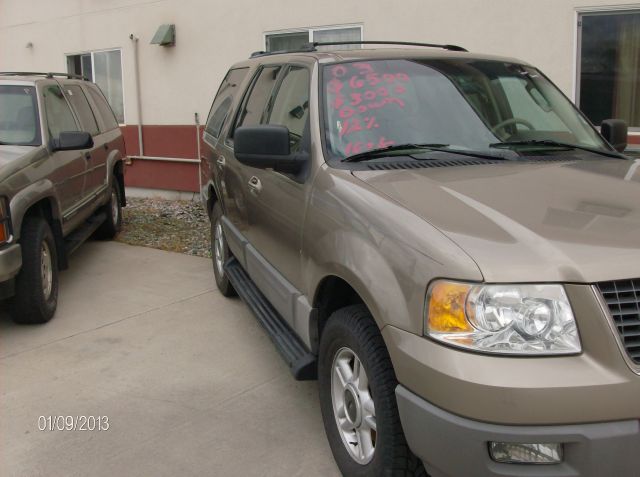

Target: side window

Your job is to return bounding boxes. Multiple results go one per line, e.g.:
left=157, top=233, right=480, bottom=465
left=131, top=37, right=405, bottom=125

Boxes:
left=86, top=86, right=119, bottom=131
left=266, top=66, right=310, bottom=153
left=42, top=85, right=78, bottom=139
left=234, top=65, right=282, bottom=132
left=63, top=85, right=99, bottom=136
left=205, top=67, right=249, bottom=139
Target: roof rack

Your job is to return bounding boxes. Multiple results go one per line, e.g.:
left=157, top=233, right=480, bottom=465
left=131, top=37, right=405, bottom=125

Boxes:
left=249, top=40, right=468, bottom=58
left=0, top=72, right=89, bottom=81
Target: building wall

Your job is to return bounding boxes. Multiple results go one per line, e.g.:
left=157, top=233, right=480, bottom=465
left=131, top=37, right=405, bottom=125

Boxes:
left=2, top=0, right=639, bottom=191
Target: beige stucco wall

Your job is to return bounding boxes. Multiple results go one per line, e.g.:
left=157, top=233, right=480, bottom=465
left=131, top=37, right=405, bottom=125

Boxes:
left=1, top=0, right=639, bottom=126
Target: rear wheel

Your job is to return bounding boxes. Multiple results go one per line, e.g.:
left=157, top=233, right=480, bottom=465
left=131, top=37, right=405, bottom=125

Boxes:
left=210, top=201, right=236, bottom=297
left=11, top=217, right=59, bottom=324
left=319, top=305, right=427, bottom=477
left=96, top=180, right=122, bottom=239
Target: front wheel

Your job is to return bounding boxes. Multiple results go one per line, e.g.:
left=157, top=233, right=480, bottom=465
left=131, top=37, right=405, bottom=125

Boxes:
left=11, top=217, right=59, bottom=324
left=318, top=305, right=427, bottom=477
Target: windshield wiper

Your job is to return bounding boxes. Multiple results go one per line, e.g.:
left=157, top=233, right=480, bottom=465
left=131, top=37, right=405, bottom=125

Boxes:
left=341, top=143, right=506, bottom=163
left=489, top=140, right=625, bottom=159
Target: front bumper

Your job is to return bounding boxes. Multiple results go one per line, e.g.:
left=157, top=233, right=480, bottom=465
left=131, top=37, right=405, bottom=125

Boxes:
left=0, top=243, right=21, bottom=282
left=396, top=385, right=640, bottom=477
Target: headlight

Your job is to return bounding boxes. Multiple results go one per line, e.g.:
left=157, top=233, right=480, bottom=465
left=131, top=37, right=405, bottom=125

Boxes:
left=426, top=280, right=581, bottom=355
left=0, top=197, right=10, bottom=244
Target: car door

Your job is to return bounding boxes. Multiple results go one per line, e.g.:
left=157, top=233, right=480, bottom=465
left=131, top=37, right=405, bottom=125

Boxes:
left=40, top=83, right=88, bottom=218
left=241, top=64, right=311, bottom=291
left=62, top=83, right=105, bottom=199
left=221, top=64, right=283, bottom=237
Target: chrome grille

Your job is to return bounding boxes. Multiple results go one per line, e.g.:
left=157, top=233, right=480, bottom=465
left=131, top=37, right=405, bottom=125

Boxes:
left=596, top=279, right=640, bottom=364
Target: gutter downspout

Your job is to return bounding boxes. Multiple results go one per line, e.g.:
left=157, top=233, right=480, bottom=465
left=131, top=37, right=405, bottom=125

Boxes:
left=130, top=33, right=144, bottom=156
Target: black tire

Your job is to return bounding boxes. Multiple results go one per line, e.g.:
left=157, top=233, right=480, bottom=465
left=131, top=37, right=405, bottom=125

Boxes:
left=10, top=217, right=59, bottom=324
left=319, top=305, right=427, bottom=477
left=210, top=201, right=236, bottom=297
left=96, top=180, right=122, bottom=239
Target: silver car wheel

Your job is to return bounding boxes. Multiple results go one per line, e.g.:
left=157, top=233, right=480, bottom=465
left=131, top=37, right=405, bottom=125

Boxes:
left=214, top=221, right=225, bottom=277
left=331, top=346, right=377, bottom=465
left=111, top=190, right=119, bottom=224
left=41, top=240, right=53, bottom=300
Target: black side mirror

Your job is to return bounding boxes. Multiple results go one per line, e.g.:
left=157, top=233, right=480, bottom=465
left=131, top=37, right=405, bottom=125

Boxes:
left=51, top=131, right=94, bottom=151
left=601, top=119, right=627, bottom=153
left=234, top=125, right=306, bottom=174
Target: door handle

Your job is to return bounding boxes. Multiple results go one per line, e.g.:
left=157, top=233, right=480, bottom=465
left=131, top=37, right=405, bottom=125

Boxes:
left=248, top=176, right=262, bottom=194
left=84, top=152, right=91, bottom=160
left=104, top=144, right=109, bottom=151
left=216, top=156, right=226, bottom=169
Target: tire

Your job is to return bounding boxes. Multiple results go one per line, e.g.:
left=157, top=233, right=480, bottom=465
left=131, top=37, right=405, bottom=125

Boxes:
left=96, top=180, right=122, bottom=239
left=210, top=201, right=236, bottom=297
left=10, top=217, right=59, bottom=324
left=319, top=305, right=427, bottom=477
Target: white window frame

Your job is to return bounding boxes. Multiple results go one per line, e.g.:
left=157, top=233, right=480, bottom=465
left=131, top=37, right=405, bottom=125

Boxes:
left=573, top=5, right=640, bottom=134
left=64, top=47, right=126, bottom=125
left=263, top=23, right=364, bottom=51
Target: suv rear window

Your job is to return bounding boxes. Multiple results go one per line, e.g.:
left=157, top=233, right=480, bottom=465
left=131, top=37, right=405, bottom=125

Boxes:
left=86, top=86, right=119, bottom=131
left=0, top=85, right=41, bottom=146
left=205, top=67, right=249, bottom=140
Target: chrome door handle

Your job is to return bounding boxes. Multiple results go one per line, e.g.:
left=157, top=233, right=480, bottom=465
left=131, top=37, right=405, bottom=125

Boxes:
left=216, top=156, right=226, bottom=168
left=248, top=176, right=262, bottom=194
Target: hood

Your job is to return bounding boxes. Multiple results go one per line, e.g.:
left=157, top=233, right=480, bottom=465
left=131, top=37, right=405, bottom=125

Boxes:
left=353, top=158, right=640, bottom=283
left=0, top=145, right=44, bottom=183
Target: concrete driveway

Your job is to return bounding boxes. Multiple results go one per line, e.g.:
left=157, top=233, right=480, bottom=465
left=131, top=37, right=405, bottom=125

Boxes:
left=0, top=241, right=339, bottom=477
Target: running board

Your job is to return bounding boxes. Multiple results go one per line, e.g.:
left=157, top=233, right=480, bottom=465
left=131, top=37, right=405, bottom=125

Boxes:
left=224, top=258, right=317, bottom=380
left=64, top=212, right=106, bottom=256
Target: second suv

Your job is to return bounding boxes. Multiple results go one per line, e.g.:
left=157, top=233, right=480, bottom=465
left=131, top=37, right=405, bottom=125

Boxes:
left=0, top=72, right=126, bottom=324
left=201, top=42, right=639, bottom=476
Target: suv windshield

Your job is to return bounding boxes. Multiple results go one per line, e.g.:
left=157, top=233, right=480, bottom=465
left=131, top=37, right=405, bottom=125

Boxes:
left=322, top=59, right=610, bottom=160
left=0, top=85, right=41, bottom=146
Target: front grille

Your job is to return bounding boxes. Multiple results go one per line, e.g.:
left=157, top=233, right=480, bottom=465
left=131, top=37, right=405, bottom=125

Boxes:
left=596, top=279, right=640, bottom=364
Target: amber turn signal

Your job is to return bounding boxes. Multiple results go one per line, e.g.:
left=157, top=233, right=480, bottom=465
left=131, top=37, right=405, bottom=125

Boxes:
left=427, top=281, right=473, bottom=333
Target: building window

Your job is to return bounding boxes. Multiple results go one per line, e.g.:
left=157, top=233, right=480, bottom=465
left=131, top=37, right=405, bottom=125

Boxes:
left=67, top=49, right=124, bottom=124
left=577, top=10, right=640, bottom=130
left=264, top=25, right=362, bottom=52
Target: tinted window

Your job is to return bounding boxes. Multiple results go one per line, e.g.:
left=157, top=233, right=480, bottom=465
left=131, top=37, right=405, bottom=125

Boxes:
left=267, top=66, right=310, bottom=152
left=42, top=85, right=78, bottom=139
left=63, top=85, right=99, bottom=136
left=86, top=86, right=119, bottom=131
left=205, top=67, right=249, bottom=139
left=0, top=85, right=41, bottom=146
left=235, top=66, right=282, bottom=131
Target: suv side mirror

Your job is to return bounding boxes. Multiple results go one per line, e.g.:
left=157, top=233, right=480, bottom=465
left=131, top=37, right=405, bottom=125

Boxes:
left=234, top=125, right=307, bottom=174
left=51, top=131, right=94, bottom=151
left=601, top=119, right=627, bottom=153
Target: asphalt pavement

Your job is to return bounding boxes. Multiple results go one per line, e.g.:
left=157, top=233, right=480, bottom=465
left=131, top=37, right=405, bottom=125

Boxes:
left=0, top=241, right=339, bottom=477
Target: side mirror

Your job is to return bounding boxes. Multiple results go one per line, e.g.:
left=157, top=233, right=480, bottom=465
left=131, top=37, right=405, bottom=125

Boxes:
left=601, top=119, right=627, bottom=153
left=51, top=131, right=94, bottom=151
left=234, top=125, right=306, bottom=174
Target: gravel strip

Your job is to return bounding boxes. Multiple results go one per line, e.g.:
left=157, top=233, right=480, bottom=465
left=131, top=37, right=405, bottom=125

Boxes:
left=116, top=197, right=211, bottom=258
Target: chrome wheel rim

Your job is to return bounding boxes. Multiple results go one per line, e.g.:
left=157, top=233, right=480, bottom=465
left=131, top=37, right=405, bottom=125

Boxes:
left=111, top=190, right=119, bottom=224
left=331, top=347, right=376, bottom=464
left=214, top=221, right=224, bottom=277
left=41, top=241, right=53, bottom=300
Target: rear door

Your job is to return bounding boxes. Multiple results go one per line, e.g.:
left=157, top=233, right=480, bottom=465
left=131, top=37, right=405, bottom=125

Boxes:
left=40, top=83, right=88, bottom=218
left=62, top=83, right=105, bottom=198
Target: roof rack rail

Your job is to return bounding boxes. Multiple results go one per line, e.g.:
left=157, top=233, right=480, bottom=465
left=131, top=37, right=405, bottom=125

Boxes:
left=0, top=72, right=89, bottom=80
left=249, top=40, right=468, bottom=58
left=310, top=41, right=468, bottom=52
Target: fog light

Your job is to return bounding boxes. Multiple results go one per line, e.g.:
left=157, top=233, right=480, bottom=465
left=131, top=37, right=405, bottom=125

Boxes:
left=489, top=442, right=563, bottom=464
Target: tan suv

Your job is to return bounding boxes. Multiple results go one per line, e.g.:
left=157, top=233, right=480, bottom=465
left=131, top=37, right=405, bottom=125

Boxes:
left=0, top=72, right=126, bottom=324
left=200, top=41, right=639, bottom=476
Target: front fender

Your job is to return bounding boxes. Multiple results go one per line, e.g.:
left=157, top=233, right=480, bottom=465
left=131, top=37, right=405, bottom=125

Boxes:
left=303, top=167, right=483, bottom=335
left=9, top=179, right=60, bottom=241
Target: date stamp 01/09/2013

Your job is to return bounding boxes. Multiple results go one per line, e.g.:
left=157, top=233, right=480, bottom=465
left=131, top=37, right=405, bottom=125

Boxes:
left=38, top=416, right=109, bottom=432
